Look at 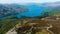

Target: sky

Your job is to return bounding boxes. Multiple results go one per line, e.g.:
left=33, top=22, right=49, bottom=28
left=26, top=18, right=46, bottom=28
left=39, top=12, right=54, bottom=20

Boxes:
left=0, top=0, right=60, bottom=4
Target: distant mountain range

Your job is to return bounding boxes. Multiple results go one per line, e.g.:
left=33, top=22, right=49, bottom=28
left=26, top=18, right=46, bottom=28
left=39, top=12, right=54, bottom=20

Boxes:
left=0, top=1, right=60, bottom=18
left=26, top=1, right=60, bottom=7
left=0, top=4, right=28, bottom=18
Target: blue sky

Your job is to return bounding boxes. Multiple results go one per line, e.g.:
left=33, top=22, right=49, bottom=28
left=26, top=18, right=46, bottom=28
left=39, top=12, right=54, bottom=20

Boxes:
left=0, top=0, right=60, bottom=4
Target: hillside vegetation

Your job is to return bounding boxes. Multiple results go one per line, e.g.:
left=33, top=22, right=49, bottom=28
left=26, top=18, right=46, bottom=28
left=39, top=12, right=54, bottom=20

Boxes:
left=0, top=16, right=20, bottom=34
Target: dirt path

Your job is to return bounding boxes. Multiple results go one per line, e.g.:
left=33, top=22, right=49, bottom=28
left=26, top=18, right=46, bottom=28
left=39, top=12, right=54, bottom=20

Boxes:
left=5, top=27, right=17, bottom=34
left=46, top=25, right=54, bottom=34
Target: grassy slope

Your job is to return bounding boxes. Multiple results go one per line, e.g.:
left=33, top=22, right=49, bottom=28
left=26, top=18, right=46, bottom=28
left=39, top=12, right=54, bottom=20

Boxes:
left=0, top=16, right=21, bottom=34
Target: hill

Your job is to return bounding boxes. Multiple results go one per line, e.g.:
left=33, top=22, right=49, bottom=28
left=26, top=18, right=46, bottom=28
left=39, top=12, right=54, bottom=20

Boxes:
left=0, top=4, right=28, bottom=19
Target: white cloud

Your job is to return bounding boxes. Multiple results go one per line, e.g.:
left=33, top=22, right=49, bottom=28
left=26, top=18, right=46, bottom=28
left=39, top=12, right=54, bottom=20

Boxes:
left=0, top=0, right=60, bottom=4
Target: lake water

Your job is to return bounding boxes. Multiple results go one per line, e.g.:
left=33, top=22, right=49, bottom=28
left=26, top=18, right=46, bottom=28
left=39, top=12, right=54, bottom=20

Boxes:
left=16, top=5, right=45, bottom=18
